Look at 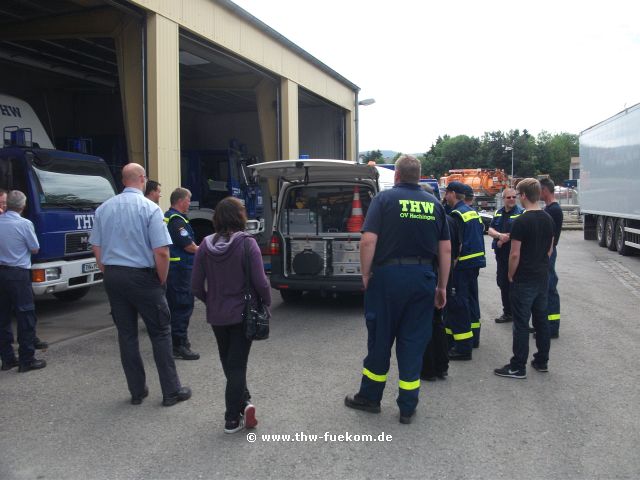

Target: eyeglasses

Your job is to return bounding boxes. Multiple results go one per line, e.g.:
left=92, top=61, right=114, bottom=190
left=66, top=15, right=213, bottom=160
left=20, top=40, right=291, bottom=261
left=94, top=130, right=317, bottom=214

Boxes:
left=504, top=196, right=516, bottom=199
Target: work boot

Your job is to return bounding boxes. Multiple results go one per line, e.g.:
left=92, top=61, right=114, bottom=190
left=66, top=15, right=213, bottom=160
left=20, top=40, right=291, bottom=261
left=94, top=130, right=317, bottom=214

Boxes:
left=173, top=341, right=200, bottom=360
left=18, top=358, right=47, bottom=373
left=344, top=395, right=381, bottom=413
left=34, top=337, right=49, bottom=350
left=494, top=313, right=512, bottom=323
left=1, top=358, right=19, bottom=371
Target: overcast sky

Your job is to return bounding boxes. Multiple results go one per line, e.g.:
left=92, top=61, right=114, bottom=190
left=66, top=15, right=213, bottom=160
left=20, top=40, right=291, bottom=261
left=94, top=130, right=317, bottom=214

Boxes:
left=232, top=0, right=640, bottom=154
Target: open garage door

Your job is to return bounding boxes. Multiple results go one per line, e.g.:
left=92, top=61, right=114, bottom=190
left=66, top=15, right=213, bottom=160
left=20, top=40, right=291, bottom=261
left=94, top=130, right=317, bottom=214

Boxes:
left=299, top=87, right=346, bottom=160
left=0, top=1, right=144, bottom=188
left=178, top=32, right=279, bottom=245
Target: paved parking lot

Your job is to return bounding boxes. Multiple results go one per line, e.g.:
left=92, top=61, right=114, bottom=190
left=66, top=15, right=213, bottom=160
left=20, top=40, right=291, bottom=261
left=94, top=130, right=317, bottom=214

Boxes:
left=1, top=231, right=639, bottom=479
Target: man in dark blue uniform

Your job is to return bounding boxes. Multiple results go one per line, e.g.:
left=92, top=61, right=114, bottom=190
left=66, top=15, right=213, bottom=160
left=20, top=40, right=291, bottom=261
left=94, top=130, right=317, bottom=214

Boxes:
left=462, top=184, right=484, bottom=348
left=164, top=188, right=200, bottom=360
left=444, top=181, right=486, bottom=360
left=345, top=155, right=451, bottom=424
left=488, top=188, right=523, bottom=323
left=540, top=178, right=562, bottom=339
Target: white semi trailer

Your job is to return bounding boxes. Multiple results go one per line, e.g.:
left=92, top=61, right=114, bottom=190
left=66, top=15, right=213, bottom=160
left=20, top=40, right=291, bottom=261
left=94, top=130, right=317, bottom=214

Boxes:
left=580, top=103, right=640, bottom=255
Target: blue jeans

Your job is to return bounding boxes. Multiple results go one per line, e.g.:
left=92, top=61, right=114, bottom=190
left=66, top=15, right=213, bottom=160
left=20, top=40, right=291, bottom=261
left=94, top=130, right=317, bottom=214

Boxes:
left=547, top=247, right=560, bottom=336
left=358, top=264, right=436, bottom=416
left=509, top=279, right=550, bottom=371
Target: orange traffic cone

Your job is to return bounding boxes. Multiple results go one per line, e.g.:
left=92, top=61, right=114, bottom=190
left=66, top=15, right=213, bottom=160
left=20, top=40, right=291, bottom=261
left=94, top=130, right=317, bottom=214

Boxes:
left=346, top=186, right=365, bottom=232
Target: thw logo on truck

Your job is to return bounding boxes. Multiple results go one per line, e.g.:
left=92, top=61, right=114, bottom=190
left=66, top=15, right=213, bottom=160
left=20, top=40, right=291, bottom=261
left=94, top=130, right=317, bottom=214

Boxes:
left=75, top=214, right=94, bottom=230
left=0, top=104, right=21, bottom=117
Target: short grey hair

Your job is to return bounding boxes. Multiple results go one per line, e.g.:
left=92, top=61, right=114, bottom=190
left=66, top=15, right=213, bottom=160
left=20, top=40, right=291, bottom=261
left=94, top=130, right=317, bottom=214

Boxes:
left=395, top=155, right=421, bottom=183
left=7, top=190, right=27, bottom=211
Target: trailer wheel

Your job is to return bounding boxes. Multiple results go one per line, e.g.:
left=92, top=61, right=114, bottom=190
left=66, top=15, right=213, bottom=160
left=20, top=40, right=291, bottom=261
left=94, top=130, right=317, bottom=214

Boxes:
left=605, top=217, right=616, bottom=251
left=596, top=216, right=607, bottom=247
left=615, top=219, right=633, bottom=256
left=280, top=289, right=303, bottom=303
left=53, top=287, right=90, bottom=302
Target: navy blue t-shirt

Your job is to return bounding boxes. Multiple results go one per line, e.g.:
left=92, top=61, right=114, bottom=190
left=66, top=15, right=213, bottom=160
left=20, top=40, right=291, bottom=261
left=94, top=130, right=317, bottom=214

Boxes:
left=544, top=201, right=563, bottom=246
left=363, top=183, right=450, bottom=265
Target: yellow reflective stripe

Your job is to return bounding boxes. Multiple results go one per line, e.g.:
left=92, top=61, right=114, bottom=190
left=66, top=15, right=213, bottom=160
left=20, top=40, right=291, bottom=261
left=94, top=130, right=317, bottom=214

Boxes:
left=453, top=331, right=473, bottom=340
left=471, top=322, right=481, bottom=329
left=459, top=251, right=485, bottom=261
left=399, top=379, right=420, bottom=391
left=445, top=328, right=452, bottom=335
left=164, top=213, right=190, bottom=224
left=548, top=314, right=560, bottom=321
left=511, top=214, right=521, bottom=218
left=170, top=257, right=181, bottom=262
left=363, top=368, right=387, bottom=383
left=459, top=210, right=480, bottom=222
left=494, top=212, right=502, bottom=217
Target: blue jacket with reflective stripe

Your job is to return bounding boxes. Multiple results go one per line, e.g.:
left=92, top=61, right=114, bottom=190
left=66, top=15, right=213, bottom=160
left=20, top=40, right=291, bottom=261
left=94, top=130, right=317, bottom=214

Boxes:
left=164, top=208, right=195, bottom=268
left=490, top=205, right=524, bottom=251
left=451, top=201, right=486, bottom=270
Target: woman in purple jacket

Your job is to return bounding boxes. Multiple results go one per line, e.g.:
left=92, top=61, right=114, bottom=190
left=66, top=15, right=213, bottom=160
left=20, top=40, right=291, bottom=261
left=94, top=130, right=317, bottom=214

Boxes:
left=191, top=197, right=271, bottom=434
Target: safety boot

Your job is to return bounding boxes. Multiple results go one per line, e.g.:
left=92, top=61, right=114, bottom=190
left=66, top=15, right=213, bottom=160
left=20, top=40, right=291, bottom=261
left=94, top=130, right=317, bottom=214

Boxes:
left=173, top=340, right=200, bottom=360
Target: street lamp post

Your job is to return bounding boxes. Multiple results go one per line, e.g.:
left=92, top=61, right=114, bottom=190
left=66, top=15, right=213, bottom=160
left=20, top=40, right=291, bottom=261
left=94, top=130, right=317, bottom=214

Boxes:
left=355, top=98, right=376, bottom=162
left=504, top=146, right=514, bottom=186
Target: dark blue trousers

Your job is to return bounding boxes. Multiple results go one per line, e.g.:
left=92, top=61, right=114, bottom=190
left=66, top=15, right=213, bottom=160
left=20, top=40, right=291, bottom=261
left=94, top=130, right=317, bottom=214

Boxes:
left=446, top=268, right=475, bottom=354
left=358, top=264, right=436, bottom=416
left=547, top=248, right=560, bottom=336
left=509, top=279, right=550, bottom=371
left=166, top=266, right=195, bottom=344
left=469, top=267, right=481, bottom=347
left=496, top=254, right=512, bottom=316
left=0, top=267, right=36, bottom=366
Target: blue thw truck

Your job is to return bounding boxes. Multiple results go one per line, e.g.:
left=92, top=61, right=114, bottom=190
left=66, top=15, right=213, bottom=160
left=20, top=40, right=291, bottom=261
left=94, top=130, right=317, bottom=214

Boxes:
left=0, top=94, right=117, bottom=300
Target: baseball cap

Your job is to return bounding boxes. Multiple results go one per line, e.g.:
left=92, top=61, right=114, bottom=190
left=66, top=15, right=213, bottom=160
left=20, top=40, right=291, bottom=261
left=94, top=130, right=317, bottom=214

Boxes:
left=446, top=181, right=466, bottom=195
left=463, top=184, right=474, bottom=199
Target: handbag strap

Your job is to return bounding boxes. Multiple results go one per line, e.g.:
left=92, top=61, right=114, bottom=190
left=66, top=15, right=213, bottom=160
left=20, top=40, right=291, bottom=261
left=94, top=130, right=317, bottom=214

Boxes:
left=243, top=237, right=251, bottom=298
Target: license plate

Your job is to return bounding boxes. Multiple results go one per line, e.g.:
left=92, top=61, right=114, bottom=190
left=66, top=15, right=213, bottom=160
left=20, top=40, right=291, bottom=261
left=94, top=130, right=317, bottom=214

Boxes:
left=82, top=262, right=99, bottom=273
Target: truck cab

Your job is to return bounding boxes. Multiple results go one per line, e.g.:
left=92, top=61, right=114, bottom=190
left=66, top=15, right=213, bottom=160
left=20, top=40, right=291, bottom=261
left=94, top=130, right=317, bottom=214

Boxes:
left=0, top=94, right=116, bottom=300
left=249, top=159, right=387, bottom=302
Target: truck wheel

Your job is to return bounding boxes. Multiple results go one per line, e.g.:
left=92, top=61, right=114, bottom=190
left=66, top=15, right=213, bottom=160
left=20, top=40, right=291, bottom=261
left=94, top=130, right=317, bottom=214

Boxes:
left=605, top=217, right=616, bottom=251
left=192, top=221, right=214, bottom=244
left=615, top=219, right=633, bottom=256
left=596, top=216, right=607, bottom=247
left=53, top=287, right=90, bottom=302
left=280, top=289, right=303, bottom=303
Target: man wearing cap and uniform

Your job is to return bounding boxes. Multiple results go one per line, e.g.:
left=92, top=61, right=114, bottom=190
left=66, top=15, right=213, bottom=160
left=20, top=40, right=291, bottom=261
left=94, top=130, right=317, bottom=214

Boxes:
left=444, top=181, right=486, bottom=360
left=164, top=188, right=199, bottom=360
left=345, top=155, right=450, bottom=424
left=462, top=184, right=484, bottom=348
left=488, top=188, right=523, bottom=324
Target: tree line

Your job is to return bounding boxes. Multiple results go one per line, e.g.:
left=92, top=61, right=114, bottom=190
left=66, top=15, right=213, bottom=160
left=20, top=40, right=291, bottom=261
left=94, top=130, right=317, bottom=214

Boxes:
left=361, top=129, right=579, bottom=185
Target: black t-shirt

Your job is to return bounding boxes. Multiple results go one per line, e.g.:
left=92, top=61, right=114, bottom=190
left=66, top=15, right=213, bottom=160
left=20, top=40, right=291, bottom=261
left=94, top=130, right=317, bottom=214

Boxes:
left=509, top=210, right=555, bottom=283
left=363, top=183, right=450, bottom=265
left=544, top=201, right=563, bottom=246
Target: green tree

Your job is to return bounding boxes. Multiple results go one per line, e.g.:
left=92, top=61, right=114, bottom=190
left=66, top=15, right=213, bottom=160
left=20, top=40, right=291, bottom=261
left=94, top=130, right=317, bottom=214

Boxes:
left=361, top=149, right=384, bottom=164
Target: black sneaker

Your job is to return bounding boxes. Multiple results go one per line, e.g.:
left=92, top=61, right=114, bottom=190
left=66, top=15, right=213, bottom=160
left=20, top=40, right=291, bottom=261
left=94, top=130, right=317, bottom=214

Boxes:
left=224, top=417, right=244, bottom=434
left=531, top=361, right=548, bottom=372
left=494, top=314, right=512, bottom=323
left=494, top=364, right=526, bottom=379
left=1, top=358, right=18, bottom=371
left=173, top=344, right=200, bottom=361
left=448, top=349, right=472, bottom=361
left=344, top=395, right=381, bottom=413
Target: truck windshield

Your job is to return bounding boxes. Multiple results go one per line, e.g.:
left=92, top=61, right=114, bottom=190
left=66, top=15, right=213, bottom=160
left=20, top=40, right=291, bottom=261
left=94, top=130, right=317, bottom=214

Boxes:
left=31, top=156, right=116, bottom=207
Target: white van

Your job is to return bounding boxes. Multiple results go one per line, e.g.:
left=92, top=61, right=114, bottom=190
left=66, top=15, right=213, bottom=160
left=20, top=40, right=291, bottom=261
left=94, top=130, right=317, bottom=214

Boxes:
left=250, top=159, right=391, bottom=302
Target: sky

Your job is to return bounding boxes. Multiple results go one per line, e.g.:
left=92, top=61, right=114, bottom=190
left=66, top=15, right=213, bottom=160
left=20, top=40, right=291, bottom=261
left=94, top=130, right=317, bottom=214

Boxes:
left=231, top=0, right=640, bottom=154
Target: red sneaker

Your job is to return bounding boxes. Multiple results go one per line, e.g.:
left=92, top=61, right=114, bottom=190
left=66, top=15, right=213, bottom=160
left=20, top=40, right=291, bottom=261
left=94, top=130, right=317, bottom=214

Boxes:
left=244, top=403, right=258, bottom=429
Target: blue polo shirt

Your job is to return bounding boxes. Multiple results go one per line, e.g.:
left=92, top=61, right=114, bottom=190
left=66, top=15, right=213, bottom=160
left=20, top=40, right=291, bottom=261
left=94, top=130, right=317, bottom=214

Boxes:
left=0, top=211, right=40, bottom=269
left=363, top=182, right=450, bottom=266
left=90, top=187, right=172, bottom=268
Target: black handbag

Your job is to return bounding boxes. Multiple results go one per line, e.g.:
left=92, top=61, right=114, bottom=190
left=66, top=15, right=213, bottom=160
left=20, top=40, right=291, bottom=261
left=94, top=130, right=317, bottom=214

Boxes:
left=242, top=238, right=270, bottom=341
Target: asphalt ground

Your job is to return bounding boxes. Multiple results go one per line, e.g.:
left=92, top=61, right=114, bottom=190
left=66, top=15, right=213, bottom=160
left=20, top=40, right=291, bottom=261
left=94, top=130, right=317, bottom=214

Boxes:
left=1, top=231, right=639, bottom=479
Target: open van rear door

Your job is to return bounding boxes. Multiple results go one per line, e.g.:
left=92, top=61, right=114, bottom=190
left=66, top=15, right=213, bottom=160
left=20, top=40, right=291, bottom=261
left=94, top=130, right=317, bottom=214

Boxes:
left=249, top=159, right=379, bottom=184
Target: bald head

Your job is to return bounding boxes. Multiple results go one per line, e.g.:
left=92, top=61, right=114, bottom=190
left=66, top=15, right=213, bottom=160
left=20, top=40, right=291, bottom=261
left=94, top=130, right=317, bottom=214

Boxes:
left=122, top=163, right=146, bottom=191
